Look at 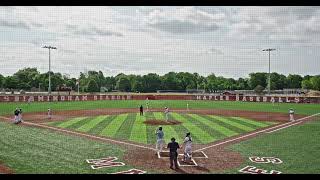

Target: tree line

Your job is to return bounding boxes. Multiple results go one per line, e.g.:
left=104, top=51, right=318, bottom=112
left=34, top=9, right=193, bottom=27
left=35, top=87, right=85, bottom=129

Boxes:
left=0, top=68, right=319, bottom=93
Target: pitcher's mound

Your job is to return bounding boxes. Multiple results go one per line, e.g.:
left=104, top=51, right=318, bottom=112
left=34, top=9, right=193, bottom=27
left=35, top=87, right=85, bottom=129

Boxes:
left=143, top=120, right=182, bottom=126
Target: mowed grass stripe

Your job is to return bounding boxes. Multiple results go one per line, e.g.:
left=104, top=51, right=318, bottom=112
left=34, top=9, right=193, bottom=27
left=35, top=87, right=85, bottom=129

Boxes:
left=171, top=112, right=214, bottom=144
left=182, top=114, right=225, bottom=141
left=76, top=115, right=109, bottom=132
left=65, top=117, right=92, bottom=130
left=167, top=113, right=193, bottom=144
left=56, top=117, right=87, bottom=128
left=146, top=112, right=157, bottom=144
left=100, top=114, right=128, bottom=137
left=188, top=114, right=238, bottom=137
left=46, top=121, right=62, bottom=126
left=87, top=116, right=116, bottom=135
left=129, top=113, right=147, bottom=144
left=161, top=126, right=180, bottom=145
left=209, top=115, right=255, bottom=132
left=230, top=117, right=271, bottom=128
left=114, top=113, right=136, bottom=140
left=202, top=115, right=247, bottom=134
left=153, top=112, right=165, bottom=120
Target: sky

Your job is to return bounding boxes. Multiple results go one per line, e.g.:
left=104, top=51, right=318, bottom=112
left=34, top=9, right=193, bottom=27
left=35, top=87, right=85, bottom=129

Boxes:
left=0, top=6, right=320, bottom=79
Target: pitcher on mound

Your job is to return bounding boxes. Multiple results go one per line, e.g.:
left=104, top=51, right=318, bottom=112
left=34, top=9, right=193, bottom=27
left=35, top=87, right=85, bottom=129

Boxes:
left=164, top=107, right=169, bottom=121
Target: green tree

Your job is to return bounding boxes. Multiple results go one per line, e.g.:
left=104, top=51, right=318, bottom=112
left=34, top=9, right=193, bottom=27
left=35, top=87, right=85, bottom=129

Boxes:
left=116, top=76, right=131, bottom=92
left=13, top=68, right=40, bottom=90
left=236, top=78, right=249, bottom=90
left=0, top=74, right=4, bottom=88
left=87, top=79, right=100, bottom=92
left=131, top=75, right=144, bottom=92
left=249, top=72, right=268, bottom=90
left=161, top=72, right=180, bottom=90
left=270, top=73, right=287, bottom=90
left=143, top=73, right=161, bottom=92
left=105, top=76, right=116, bottom=92
left=205, top=73, right=217, bottom=92
left=310, top=76, right=320, bottom=91
left=4, top=76, right=19, bottom=89
left=286, top=74, right=303, bottom=89
left=302, top=79, right=313, bottom=89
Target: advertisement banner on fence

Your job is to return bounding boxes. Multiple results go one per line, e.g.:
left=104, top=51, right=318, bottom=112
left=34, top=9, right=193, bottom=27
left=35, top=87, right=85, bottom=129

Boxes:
left=0, top=94, right=319, bottom=103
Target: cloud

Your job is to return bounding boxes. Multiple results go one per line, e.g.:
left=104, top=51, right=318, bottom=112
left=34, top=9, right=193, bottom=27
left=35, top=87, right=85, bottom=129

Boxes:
left=0, top=19, right=30, bottom=29
left=143, top=7, right=226, bottom=34
left=72, top=27, right=123, bottom=37
left=229, top=6, right=320, bottom=45
left=206, top=48, right=224, bottom=55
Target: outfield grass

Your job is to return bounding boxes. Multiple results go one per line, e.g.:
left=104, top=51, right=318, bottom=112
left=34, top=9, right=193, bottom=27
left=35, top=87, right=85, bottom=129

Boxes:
left=0, top=100, right=319, bottom=116
left=0, top=121, right=134, bottom=174
left=224, top=117, right=320, bottom=174
left=49, top=112, right=275, bottom=145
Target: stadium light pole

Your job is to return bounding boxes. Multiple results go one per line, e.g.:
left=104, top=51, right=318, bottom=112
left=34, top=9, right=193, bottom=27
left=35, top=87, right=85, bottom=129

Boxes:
left=262, top=48, right=276, bottom=95
left=42, top=46, right=57, bottom=95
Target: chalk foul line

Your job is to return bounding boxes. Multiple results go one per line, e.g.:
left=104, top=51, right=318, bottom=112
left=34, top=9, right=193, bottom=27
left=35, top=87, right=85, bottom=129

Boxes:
left=194, top=112, right=320, bottom=152
left=0, top=116, right=156, bottom=151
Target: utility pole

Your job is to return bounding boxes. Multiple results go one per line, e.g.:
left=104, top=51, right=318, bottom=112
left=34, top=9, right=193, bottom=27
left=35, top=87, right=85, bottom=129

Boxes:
left=42, top=46, right=57, bottom=95
left=262, top=48, right=276, bottom=95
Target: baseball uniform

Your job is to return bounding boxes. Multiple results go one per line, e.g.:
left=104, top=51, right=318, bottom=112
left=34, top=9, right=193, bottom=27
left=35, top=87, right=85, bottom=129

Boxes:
left=289, top=109, right=295, bottom=121
left=183, top=136, right=192, bottom=162
left=167, top=140, right=180, bottom=169
left=164, top=107, right=169, bottom=121
left=155, top=129, right=164, bottom=153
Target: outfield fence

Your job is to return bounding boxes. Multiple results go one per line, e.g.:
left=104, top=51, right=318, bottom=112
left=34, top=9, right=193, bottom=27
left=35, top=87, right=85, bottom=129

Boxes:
left=1, top=94, right=320, bottom=103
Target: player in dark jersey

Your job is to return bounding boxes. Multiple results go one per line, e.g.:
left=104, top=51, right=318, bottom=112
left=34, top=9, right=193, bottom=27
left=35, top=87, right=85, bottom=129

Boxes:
left=167, top=137, right=180, bottom=170
left=139, top=105, right=144, bottom=116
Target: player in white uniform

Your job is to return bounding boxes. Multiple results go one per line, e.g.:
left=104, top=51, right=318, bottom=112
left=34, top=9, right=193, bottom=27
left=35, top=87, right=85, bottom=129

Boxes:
left=164, top=107, right=169, bottom=121
left=289, top=108, right=295, bottom=121
left=183, top=132, right=192, bottom=163
left=48, top=108, right=52, bottom=119
left=146, top=98, right=149, bottom=112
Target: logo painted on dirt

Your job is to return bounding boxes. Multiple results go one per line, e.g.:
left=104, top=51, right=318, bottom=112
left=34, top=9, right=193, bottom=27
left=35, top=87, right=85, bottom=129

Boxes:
left=239, top=166, right=282, bottom=174
left=111, top=169, right=147, bottom=174
left=86, top=157, right=125, bottom=169
left=249, top=156, right=283, bottom=164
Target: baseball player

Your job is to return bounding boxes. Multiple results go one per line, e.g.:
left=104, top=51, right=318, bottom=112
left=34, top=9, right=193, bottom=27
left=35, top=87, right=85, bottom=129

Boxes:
left=289, top=108, right=295, bottom=121
left=155, top=127, right=165, bottom=154
left=18, top=108, right=23, bottom=123
left=167, top=137, right=180, bottom=170
left=27, top=97, right=32, bottom=105
left=139, top=105, right=144, bottom=116
left=145, top=98, right=149, bottom=112
left=48, top=108, right=52, bottom=119
left=187, top=103, right=189, bottom=111
left=13, top=108, right=20, bottom=124
left=183, top=132, right=192, bottom=163
left=164, top=107, right=169, bottom=121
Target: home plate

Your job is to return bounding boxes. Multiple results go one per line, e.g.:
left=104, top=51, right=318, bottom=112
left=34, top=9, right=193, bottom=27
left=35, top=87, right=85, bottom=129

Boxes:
left=177, top=158, right=198, bottom=167
left=157, top=151, right=207, bottom=159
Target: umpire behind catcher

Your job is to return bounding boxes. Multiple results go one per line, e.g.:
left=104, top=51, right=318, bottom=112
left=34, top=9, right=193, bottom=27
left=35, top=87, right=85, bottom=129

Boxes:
left=167, top=137, right=180, bottom=170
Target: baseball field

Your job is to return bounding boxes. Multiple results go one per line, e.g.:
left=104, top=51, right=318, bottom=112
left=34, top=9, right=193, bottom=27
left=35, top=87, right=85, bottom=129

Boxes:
left=0, top=100, right=319, bottom=174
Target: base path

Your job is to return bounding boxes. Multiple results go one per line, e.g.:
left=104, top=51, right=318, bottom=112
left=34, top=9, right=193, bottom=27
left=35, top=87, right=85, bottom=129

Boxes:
left=2, top=108, right=307, bottom=123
